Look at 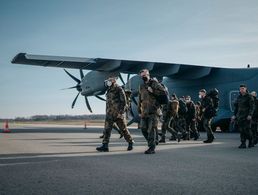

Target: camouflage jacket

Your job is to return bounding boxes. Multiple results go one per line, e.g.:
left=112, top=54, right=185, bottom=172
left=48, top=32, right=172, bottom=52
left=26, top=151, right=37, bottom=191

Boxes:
left=138, top=78, right=166, bottom=117
left=162, top=101, right=173, bottom=120
left=200, top=96, right=213, bottom=118
left=186, top=101, right=196, bottom=122
left=106, top=84, right=127, bottom=117
left=234, top=92, right=255, bottom=120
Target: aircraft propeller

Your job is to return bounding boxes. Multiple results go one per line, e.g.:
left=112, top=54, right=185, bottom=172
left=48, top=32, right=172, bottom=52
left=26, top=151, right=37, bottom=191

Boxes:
left=63, top=69, right=93, bottom=113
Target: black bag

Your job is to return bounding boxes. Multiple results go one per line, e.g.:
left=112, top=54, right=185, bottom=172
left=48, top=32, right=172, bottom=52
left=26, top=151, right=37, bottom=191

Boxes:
left=206, top=88, right=219, bottom=117
left=149, top=80, right=169, bottom=105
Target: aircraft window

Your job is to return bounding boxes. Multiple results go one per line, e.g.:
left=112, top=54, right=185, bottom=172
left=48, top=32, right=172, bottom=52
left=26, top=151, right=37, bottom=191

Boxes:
left=229, top=90, right=239, bottom=112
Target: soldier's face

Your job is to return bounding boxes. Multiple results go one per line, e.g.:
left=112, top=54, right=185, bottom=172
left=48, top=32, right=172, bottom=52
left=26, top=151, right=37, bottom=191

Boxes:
left=239, top=87, right=247, bottom=94
left=140, top=71, right=150, bottom=82
left=199, top=92, right=205, bottom=99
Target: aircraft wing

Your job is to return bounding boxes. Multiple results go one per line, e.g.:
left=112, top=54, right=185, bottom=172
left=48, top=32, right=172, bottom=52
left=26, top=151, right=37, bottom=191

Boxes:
left=12, top=53, right=213, bottom=79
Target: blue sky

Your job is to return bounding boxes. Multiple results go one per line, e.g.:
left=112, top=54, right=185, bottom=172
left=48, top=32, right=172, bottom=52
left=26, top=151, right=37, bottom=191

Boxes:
left=1, top=0, right=258, bottom=118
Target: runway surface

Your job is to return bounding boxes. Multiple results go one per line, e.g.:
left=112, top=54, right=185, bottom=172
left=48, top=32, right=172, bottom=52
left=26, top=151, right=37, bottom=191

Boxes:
left=0, top=125, right=258, bottom=195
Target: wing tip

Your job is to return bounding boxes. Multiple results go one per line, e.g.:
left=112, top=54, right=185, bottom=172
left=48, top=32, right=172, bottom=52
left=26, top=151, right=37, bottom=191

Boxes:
left=11, top=53, right=26, bottom=64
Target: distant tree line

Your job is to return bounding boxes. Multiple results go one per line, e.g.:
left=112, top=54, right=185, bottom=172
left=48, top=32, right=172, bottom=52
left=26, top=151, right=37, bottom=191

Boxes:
left=0, top=114, right=106, bottom=122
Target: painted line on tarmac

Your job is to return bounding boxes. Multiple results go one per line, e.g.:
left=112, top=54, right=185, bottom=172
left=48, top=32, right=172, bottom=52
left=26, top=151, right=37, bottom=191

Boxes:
left=0, top=159, right=60, bottom=167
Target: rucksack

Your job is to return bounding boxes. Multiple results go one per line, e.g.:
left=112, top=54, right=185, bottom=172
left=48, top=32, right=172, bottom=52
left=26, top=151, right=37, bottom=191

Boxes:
left=207, top=88, right=219, bottom=110
left=149, top=80, right=169, bottom=105
left=206, top=88, right=219, bottom=117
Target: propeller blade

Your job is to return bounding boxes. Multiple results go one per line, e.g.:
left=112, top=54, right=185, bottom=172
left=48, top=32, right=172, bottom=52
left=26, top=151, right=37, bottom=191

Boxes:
left=80, top=69, right=84, bottom=80
left=71, top=92, right=80, bottom=109
left=95, top=95, right=106, bottom=101
left=129, top=108, right=135, bottom=118
left=127, top=74, right=131, bottom=82
left=118, top=73, right=125, bottom=85
left=127, top=119, right=135, bottom=126
left=132, top=97, right=138, bottom=106
left=64, top=69, right=81, bottom=84
left=61, top=86, right=78, bottom=90
left=85, top=96, right=93, bottom=113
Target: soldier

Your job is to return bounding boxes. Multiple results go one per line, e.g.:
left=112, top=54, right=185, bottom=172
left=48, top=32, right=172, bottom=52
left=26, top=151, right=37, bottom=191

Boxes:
left=250, top=91, right=258, bottom=145
left=199, top=89, right=215, bottom=143
left=185, top=96, right=199, bottom=140
left=195, top=101, right=203, bottom=133
left=138, top=69, right=166, bottom=154
left=159, top=98, right=178, bottom=143
left=231, top=84, right=255, bottom=148
left=167, top=100, right=185, bottom=142
left=178, top=97, right=188, bottom=140
left=96, top=77, right=134, bottom=152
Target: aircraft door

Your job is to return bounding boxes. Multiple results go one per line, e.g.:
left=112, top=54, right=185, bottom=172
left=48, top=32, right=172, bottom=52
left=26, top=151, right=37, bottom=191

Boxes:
left=229, top=90, right=239, bottom=112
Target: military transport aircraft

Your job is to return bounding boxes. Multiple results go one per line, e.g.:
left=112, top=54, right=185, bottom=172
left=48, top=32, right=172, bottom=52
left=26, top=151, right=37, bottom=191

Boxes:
left=12, top=53, right=258, bottom=131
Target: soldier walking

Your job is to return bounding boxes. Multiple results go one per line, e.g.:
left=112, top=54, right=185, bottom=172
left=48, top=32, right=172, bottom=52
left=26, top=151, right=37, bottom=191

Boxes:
left=138, top=69, right=166, bottom=154
left=185, top=96, right=199, bottom=140
left=199, top=89, right=215, bottom=143
left=96, top=76, right=134, bottom=152
left=232, top=84, right=255, bottom=148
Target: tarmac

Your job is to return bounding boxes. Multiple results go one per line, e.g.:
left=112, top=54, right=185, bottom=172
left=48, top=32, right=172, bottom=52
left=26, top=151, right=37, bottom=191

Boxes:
left=0, top=124, right=258, bottom=195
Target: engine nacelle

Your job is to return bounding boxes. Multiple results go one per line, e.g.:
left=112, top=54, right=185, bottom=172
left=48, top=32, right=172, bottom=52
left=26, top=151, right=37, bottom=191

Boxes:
left=124, top=75, right=143, bottom=96
left=80, top=71, right=118, bottom=96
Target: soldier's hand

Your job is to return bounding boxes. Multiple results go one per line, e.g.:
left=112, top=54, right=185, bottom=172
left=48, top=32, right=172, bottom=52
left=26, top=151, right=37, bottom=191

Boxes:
left=192, top=119, right=196, bottom=122
left=231, top=115, right=236, bottom=122
left=147, top=87, right=153, bottom=93
left=247, top=115, right=252, bottom=120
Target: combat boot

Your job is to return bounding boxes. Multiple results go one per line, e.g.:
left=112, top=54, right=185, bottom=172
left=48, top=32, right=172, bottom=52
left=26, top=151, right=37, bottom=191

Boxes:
left=248, top=140, right=254, bottom=148
left=238, top=142, right=246, bottom=149
left=144, top=147, right=155, bottom=154
left=96, top=143, right=109, bottom=152
left=159, top=136, right=166, bottom=143
left=203, top=135, right=214, bottom=143
left=127, top=141, right=134, bottom=151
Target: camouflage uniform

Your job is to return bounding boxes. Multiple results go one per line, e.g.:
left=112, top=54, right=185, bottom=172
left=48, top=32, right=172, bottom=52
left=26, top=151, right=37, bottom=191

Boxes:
left=102, top=84, right=133, bottom=144
left=160, top=101, right=173, bottom=141
left=167, top=100, right=185, bottom=142
left=186, top=101, right=199, bottom=140
left=251, top=96, right=258, bottom=145
left=178, top=99, right=188, bottom=139
left=201, top=96, right=215, bottom=141
left=234, top=92, right=255, bottom=146
left=138, top=78, right=166, bottom=150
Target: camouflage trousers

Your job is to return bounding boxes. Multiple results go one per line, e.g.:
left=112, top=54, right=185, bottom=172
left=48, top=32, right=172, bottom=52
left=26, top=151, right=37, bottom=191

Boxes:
left=236, top=119, right=253, bottom=143
left=186, top=120, right=198, bottom=139
left=202, top=117, right=214, bottom=139
left=161, top=116, right=174, bottom=138
left=168, top=116, right=187, bottom=138
left=140, top=114, right=158, bottom=149
left=102, top=116, right=133, bottom=144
